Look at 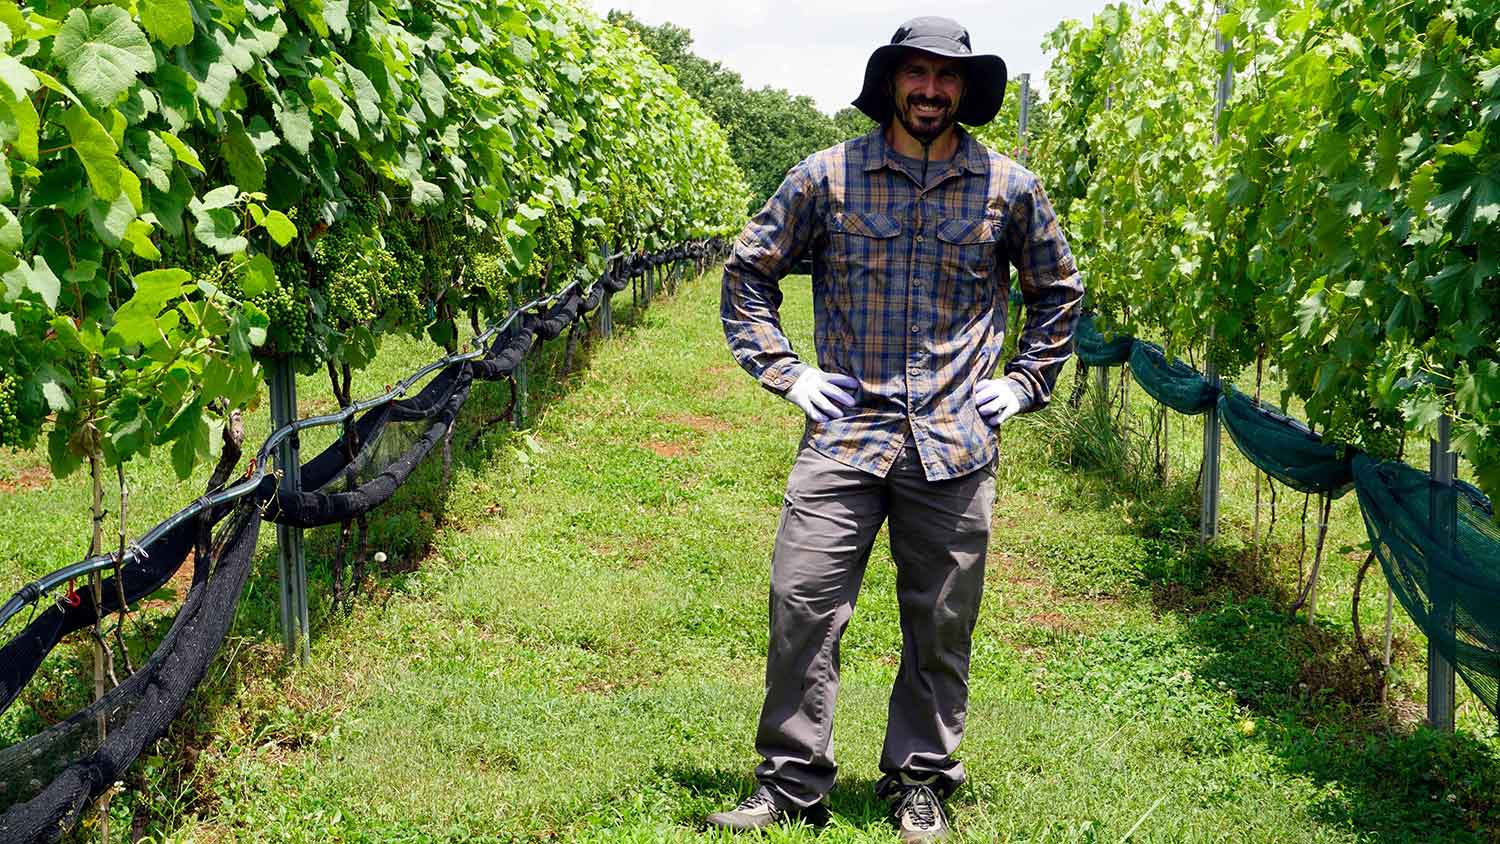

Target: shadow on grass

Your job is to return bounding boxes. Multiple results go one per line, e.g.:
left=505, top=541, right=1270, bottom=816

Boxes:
left=660, top=763, right=892, bottom=832
left=1038, top=396, right=1500, bottom=842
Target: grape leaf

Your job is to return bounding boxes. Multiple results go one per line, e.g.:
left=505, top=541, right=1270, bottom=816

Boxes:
left=157, top=130, right=205, bottom=172
left=411, top=179, right=443, bottom=206
left=322, top=0, right=350, bottom=38
left=3, top=256, right=60, bottom=309
left=192, top=205, right=248, bottom=255
left=0, top=206, right=18, bottom=252
left=263, top=210, right=296, bottom=246
left=0, top=91, right=39, bottom=162
left=60, top=105, right=123, bottom=201
left=241, top=253, right=276, bottom=297
left=123, top=219, right=161, bottom=260
left=273, top=91, right=313, bottom=155
left=141, top=0, right=194, bottom=48
left=111, top=268, right=191, bottom=346
left=200, top=184, right=240, bottom=209
left=52, top=7, right=156, bottom=109
left=0, top=54, right=37, bottom=100
left=223, top=117, right=265, bottom=191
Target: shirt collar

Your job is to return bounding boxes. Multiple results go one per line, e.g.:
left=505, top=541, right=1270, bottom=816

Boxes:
left=860, top=125, right=986, bottom=177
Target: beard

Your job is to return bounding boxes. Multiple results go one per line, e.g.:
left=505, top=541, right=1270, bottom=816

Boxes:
left=894, top=92, right=958, bottom=145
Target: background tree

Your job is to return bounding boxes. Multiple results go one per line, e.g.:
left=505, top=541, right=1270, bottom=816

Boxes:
left=832, top=107, right=876, bottom=140
left=609, top=11, right=842, bottom=212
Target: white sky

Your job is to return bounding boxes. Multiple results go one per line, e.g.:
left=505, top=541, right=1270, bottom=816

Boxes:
left=585, top=1, right=1118, bottom=115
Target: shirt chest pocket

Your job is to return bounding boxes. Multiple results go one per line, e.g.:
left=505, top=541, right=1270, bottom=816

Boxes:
left=827, top=211, right=901, bottom=277
left=936, top=216, right=1001, bottom=282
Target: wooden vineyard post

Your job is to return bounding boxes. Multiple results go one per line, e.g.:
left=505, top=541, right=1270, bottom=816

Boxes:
left=1428, top=415, right=1458, bottom=731
left=1200, top=4, right=1233, bottom=543
left=268, top=359, right=310, bottom=664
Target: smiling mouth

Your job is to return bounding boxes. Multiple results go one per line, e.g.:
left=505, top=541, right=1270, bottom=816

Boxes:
left=911, top=102, right=947, bottom=119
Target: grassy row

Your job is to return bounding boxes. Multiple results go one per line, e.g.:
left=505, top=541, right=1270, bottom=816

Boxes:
left=2, top=267, right=1498, bottom=841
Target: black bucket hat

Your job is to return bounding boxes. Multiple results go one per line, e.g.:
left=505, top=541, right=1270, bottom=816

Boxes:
left=852, top=16, right=1007, bottom=127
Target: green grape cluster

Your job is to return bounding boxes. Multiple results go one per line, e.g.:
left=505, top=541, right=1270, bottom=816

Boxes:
left=257, top=275, right=312, bottom=358
left=1322, top=403, right=1405, bottom=462
left=458, top=233, right=511, bottom=315
left=312, top=224, right=391, bottom=328
left=524, top=211, right=579, bottom=293
left=376, top=217, right=431, bottom=330
left=0, top=375, right=22, bottom=450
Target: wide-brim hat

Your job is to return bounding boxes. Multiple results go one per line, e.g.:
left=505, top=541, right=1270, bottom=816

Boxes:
left=852, top=16, right=1007, bottom=127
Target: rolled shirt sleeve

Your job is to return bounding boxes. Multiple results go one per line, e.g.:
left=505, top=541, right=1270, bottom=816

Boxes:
left=721, top=162, right=819, bottom=395
left=1003, top=173, right=1085, bottom=412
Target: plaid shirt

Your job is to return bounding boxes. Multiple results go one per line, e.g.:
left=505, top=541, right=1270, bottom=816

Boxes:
left=721, top=126, right=1084, bottom=481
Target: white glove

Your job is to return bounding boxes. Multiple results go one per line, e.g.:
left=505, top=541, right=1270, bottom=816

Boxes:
left=784, top=367, right=859, bottom=423
left=975, top=378, right=1023, bottom=428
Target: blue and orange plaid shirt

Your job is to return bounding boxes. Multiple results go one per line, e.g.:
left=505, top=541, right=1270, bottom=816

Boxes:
left=721, top=125, right=1084, bottom=481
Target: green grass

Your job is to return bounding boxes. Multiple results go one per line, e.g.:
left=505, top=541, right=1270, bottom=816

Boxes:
left=2, top=269, right=1498, bottom=842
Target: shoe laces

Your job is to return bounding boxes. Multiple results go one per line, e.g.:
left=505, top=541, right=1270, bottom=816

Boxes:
left=895, top=784, right=940, bottom=829
left=737, top=788, right=778, bottom=813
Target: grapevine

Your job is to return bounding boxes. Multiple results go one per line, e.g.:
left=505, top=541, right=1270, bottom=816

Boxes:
left=1028, top=0, right=1499, bottom=497
left=0, top=0, right=750, bottom=480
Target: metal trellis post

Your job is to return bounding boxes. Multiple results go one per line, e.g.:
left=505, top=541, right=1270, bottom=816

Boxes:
left=268, top=359, right=310, bottom=664
left=598, top=243, right=615, bottom=339
left=1094, top=87, right=1114, bottom=407
left=512, top=284, right=529, bottom=429
left=1201, top=5, right=1233, bottom=543
left=1428, top=415, right=1458, bottom=731
left=1017, top=73, right=1031, bottom=166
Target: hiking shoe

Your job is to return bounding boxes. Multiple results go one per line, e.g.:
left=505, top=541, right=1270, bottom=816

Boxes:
left=704, top=785, right=830, bottom=831
left=877, top=776, right=950, bottom=843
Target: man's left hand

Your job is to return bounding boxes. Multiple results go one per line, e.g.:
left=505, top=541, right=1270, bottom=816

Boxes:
left=974, top=379, right=1023, bottom=428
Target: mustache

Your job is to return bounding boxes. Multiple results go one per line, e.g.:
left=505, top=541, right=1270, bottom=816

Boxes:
left=905, top=96, right=952, bottom=110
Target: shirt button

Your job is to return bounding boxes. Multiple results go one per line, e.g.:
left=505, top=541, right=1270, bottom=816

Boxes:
left=910, top=324, right=920, bottom=334
left=913, top=279, right=922, bottom=288
left=915, top=235, right=924, bottom=244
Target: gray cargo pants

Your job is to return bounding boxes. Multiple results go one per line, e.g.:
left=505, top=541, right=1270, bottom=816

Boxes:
left=754, top=439, right=996, bottom=807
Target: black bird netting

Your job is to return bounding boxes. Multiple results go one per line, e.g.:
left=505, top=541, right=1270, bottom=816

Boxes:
left=0, top=503, right=261, bottom=841
left=0, top=513, right=208, bottom=719
left=0, top=241, right=727, bottom=843
left=1073, top=312, right=1135, bottom=366
left=1353, top=455, right=1500, bottom=721
left=1219, top=387, right=1356, bottom=498
left=262, top=363, right=474, bottom=528
left=1127, top=341, right=1218, bottom=415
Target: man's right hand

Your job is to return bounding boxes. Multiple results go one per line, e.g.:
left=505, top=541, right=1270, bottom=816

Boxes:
left=783, top=367, right=859, bottom=423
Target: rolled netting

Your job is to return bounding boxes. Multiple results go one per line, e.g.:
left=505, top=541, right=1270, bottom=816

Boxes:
left=1128, top=341, right=1218, bottom=415
left=263, top=363, right=474, bottom=528
left=1218, top=387, right=1356, bottom=498
left=1353, top=455, right=1500, bottom=720
left=1073, top=312, right=1135, bottom=366
left=0, top=513, right=205, bottom=718
left=0, top=504, right=262, bottom=843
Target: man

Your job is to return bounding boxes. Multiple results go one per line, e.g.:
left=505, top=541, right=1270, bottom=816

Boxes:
left=710, top=16, right=1083, bottom=842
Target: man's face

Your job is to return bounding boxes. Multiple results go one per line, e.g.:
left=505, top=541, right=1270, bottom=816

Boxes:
left=889, top=52, right=965, bottom=144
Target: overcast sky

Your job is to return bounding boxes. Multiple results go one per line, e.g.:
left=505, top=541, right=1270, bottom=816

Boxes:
left=585, top=1, right=1117, bottom=115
